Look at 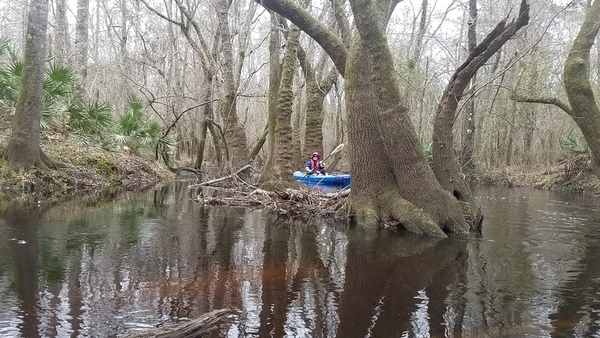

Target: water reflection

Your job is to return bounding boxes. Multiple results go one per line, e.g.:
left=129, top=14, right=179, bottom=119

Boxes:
left=0, top=184, right=599, bottom=337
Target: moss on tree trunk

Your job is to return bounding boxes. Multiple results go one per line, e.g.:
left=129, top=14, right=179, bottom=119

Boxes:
left=261, top=27, right=300, bottom=187
left=564, top=0, right=600, bottom=180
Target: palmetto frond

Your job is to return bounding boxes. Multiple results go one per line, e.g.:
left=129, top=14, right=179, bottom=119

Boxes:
left=69, top=101, right=113, bottom=134
left=0, top=43, right=79, bottom=129
left=156, top=136, right=177, bottom=168
left=561, top=135, right=589, bottom=155
left=44, top=62, right=76, bottom=97
left=6, top=59, right=22, bottom=78
left=0, top=38, right=9, bottom=57
left=118, top=112, right=142, bottom=136
left=126, top=95, right=145, bottom=118
left=0, top=58, right=21, bottom=104
left=110, top=133, right=133, bottom=146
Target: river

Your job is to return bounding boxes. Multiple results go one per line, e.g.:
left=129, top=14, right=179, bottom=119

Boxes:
left=0, top=182, right=599, bottom=337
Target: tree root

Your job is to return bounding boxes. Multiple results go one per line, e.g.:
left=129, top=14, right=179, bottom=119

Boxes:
left=347, top=188, right=470, bottom=237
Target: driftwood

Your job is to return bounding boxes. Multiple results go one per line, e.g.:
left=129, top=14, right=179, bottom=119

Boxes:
left=195, top=186, right=349, bottom=219
left=122, top=309, right=234, bottom=338
left=188, top=164, right=253, bottom=188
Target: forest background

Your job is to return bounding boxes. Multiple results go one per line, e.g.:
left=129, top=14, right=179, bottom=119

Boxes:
left=0, top=0, right=598, bottom=202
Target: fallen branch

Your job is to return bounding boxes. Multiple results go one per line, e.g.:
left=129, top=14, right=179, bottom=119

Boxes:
left=122, top=308, right=234, bottom=338
left=194, top=186, right=348, bottom=219
left=188, top=164, right=252, bottom=188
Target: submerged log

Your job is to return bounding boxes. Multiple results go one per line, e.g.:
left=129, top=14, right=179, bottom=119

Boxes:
left=122, top=309, right=234, bottom=338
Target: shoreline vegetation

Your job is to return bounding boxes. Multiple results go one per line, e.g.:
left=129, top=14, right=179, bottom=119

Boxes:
left=0, top=136, right=174, bottom=204
left=1, top=137, right=599, bottom=211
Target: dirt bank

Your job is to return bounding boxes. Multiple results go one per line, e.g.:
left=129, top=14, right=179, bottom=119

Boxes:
left=0, top=136, right=174, bottom=203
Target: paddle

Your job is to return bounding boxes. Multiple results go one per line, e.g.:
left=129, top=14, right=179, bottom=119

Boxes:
left=320, top=143, right=345, bottom=164
left=302, top=143, right=345, bottom=178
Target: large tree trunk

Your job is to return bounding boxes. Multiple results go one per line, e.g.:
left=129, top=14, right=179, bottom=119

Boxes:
left=215, top=0, right=250, bottom=172
left=432, top=0, right=529, bottom=226
left=5, top=0, right=49, bottom=171
left=259, top=13, right=283, bottom=183
left=257, top=0, right=468, bottom=236
left=459, top=0, right=477, bottom=177
left=347, top=0, right=467, bottom=237
left=564, top=0, right=600, bottom=180
left=262, top=27, right=300, bottom=186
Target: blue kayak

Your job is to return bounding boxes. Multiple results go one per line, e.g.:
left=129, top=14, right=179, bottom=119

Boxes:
left=293, top=171, right=351, bottom=189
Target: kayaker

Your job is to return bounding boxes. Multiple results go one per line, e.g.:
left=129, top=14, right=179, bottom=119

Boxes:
left=305, top=152, right=326, bottom=175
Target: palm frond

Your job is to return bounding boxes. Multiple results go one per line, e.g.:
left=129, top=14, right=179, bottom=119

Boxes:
left=156, top=137, right=177, bottom=168
left=6, top=59, right=22, bottom=78
left=44, top=62, right=76, bottom=97
left=145, top=121, right=162, bottom=138
left=561, top=135, right=589, bottom=155
left=126, top=95, right=145, bottom=118
left=118, top=112, right=142, bottom=135
left=0, top=38, right=10, bottom=58
left=110, top=133, right=133, bottom=146
left=69, top=101, right=113, bottom=134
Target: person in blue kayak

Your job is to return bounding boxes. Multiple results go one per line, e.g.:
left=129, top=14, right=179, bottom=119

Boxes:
left=305, top=152, right=326, bottom=175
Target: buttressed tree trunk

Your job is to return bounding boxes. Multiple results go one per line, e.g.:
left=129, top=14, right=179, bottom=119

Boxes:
left=258, top=0, right=468, bottom=237
left=564, top=0, right=600, bottom=180
left=432, top=0, right=529, bottom=230
left=6, top=0, right=50, bottom=171
left=348, top=0, right=467, bottom=237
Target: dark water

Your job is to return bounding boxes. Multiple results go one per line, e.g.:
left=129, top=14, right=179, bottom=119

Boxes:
left=1, top=182, right=599, bottom=337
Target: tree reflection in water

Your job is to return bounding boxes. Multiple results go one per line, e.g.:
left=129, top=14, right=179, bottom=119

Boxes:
left=0, top=184, right=599, bottom=337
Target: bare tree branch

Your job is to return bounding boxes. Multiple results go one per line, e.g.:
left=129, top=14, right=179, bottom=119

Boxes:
left=510, top=95, right=572, bottom=114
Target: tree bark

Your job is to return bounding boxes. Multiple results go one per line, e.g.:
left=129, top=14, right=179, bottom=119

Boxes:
left=432, top=0, right=529, bottom=224
left=5, top=0, right=49, bottom=171
left=256, top=0, right=469, bottom=236
left=348, top=0, right=467, bottom=236
left=262, top=27, right=300, bottom=185
left=215, top=0, right=250, bottom=172
left=259, top=12, right=283, bottom=183
left=563, top=0, right=600, bottom=180
left=74, top=0, right=88, bottom=97
left=52, top=0, right=70, bottom=65
left=297, top=45, right=337, bottom=163
left=459, top=0, right=477, bottom=177
left=407, top=0, right=428, bottom=69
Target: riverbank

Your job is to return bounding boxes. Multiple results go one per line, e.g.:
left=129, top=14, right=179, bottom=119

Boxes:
left=473, top=165, right=600, bottom=196
left=0, top=135, right=174, bottom=203
left=2, top=135, right=599, bottom=205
